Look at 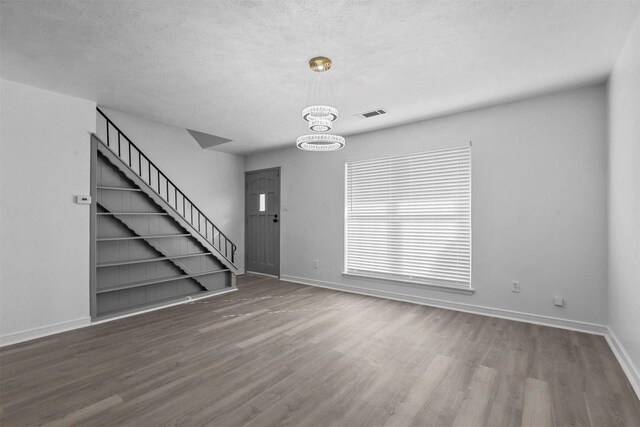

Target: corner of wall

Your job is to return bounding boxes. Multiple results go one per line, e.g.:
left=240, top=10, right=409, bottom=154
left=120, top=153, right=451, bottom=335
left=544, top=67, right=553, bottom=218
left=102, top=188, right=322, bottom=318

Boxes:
left=606, top=10, right=640, bottom=399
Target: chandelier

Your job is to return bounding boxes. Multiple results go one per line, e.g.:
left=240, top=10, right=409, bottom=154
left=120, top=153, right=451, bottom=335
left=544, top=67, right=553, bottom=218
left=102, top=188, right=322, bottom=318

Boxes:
left=296, top=56, right=345, bottom=151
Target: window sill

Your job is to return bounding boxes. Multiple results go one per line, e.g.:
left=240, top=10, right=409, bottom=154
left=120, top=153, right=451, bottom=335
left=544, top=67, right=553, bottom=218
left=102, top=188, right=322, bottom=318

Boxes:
left=341, top=272, right=475, bottom=296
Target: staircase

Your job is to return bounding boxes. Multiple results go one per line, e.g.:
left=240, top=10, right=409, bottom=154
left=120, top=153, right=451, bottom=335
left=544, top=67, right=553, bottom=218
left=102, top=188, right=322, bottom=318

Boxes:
left=91, top=108, right=238, bottom=319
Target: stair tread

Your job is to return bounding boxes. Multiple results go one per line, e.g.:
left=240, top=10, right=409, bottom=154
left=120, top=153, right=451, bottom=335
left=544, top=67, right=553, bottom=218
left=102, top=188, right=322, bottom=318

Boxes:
left=97, top=269, right=230, bottom=293
left=97, top=233, right=191, bottom=241
left=97, top=186, right=142, bottom=191
left=97, top=253, right=210, bottom=267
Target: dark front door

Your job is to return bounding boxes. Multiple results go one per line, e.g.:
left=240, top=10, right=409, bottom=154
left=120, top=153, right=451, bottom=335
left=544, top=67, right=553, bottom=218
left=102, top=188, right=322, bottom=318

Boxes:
left=245, top=167, right=280, bottom=277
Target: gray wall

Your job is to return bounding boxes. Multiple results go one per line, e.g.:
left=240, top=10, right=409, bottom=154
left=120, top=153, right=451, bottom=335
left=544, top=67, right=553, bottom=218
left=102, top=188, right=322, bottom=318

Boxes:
left=0, top=79, right=96, bottom=344
left=608, top=15, right=640, bottom=378
left=246, top=84, right=608, bottom=325
left=97, top=108, right=246, bottom=272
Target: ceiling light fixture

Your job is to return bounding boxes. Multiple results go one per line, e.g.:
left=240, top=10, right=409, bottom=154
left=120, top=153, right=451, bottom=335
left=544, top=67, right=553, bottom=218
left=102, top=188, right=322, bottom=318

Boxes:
left=308, top=117, right=332, bottom=132
left=296, top=56, right=345, bottom=151
left=296, top=134, right=345, bottom=151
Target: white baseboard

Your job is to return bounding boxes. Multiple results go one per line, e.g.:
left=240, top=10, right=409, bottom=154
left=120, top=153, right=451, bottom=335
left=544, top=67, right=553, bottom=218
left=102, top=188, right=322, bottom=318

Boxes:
left=0, top=317, right=91, bottom=347
left=280, top=274, right=608, bottom=335
left=245, top=271, right=279, bottom=278
left=605, top=328, right=640, bottom=399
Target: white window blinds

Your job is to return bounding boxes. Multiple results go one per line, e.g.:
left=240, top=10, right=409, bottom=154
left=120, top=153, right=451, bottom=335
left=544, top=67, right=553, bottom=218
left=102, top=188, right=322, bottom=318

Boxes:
left=345, top=145, right=471, bottom=289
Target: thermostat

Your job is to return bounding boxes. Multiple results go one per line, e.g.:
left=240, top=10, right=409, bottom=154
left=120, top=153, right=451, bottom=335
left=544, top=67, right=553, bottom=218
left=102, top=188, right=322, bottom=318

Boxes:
left=76, top=195, right=92, bottom=205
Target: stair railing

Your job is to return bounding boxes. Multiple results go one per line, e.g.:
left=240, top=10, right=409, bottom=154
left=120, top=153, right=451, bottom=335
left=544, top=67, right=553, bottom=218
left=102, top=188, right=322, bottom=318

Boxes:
left=96, top=107, right=236, bottom=266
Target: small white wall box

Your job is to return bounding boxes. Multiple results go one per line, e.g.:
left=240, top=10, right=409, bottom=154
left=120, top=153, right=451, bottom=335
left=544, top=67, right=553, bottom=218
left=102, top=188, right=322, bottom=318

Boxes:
left=554, top=296, right=564, bottom=307
left=76, top=195, right=92, bottom=205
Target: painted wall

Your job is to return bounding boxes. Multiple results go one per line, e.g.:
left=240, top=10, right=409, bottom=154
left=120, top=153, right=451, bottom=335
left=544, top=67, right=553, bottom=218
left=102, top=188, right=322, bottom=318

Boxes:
left=96, top=108, right=245, bottom=271
left=608, top=15, right=640, bottom=381
left=246, top=84, right=609, bottom=326
left=0, top=79, right=96, bottom=344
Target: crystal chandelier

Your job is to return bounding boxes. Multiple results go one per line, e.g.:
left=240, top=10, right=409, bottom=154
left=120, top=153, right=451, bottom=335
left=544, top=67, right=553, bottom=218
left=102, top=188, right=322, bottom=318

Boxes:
left=296, top=56, right=345, bottom=151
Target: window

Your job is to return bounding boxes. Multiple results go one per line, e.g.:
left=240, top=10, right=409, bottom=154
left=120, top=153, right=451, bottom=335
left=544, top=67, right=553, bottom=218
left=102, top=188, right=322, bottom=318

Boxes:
left=345, top=145, right=471, bottom=290
left=259, top=194, right=266, bottom=212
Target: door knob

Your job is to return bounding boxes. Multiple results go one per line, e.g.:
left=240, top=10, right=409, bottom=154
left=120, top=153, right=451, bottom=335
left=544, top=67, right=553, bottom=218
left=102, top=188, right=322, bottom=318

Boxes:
left=273, top=214, right=279, bottom=223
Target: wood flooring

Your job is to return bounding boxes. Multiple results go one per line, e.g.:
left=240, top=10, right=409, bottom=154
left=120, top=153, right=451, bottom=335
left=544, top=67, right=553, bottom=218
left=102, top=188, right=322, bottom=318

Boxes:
left=1, top=275, right=639, bottom=426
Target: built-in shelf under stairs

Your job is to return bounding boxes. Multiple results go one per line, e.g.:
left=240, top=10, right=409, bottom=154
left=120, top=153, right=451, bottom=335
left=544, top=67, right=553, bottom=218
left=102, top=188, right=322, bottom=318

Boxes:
left=91, top=109, right=238, bottom=320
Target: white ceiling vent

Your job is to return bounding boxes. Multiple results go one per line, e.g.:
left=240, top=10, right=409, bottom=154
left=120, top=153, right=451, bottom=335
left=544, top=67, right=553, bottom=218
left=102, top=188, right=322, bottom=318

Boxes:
left=355, top=108, right=388, bottom=119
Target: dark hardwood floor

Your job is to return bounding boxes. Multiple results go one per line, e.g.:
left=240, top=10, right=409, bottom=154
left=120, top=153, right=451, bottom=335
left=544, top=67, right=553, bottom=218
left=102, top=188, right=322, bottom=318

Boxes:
left=1, top=274, right=639, bottom=426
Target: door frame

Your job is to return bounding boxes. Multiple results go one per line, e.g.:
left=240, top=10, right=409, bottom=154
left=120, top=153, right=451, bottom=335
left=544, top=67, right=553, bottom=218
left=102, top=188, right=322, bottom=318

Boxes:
left=244, top=166, right=281, bottom=278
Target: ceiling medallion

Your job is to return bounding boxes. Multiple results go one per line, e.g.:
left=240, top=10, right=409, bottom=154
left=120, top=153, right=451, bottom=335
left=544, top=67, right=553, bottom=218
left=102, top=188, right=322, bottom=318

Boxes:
left=296, top=56, right=345, bottom=152
left=308, top=56, right=332, bottom=72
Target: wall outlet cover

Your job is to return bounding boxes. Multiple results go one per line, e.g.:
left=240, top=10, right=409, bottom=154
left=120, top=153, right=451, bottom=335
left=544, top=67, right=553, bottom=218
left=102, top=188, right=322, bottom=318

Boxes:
left=512, top=281, right=521, bottom=293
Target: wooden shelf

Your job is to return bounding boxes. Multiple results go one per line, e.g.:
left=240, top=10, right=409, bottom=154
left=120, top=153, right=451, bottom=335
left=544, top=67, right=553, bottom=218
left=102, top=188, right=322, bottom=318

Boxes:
left=97, top=212, right=168, bottom=216
left=97, top=186, right=142, bottom=192
left=97, top=253, right=210, bottom=268
left=97, top=233, right=190, bottom=241
left=97, top=269, right=230, bottom=293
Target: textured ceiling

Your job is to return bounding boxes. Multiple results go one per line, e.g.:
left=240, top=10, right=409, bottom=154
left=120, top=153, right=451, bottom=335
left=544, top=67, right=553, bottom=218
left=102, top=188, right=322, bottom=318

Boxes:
left=1, top=0, right=639, bottom=155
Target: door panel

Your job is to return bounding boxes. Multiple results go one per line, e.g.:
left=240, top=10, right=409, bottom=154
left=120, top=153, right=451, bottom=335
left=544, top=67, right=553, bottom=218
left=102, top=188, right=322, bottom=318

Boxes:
left=245, top=168, right=280, bottom=276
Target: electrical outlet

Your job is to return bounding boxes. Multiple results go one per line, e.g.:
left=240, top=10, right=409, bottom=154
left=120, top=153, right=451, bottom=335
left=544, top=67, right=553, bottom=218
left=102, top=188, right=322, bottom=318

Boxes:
left=512, top=281, right=520, bottom=293
left=313, top=260, right=319, bottom=269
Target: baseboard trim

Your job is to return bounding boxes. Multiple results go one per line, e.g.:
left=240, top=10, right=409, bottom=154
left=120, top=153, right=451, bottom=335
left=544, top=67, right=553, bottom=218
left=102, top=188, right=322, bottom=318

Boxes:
left=0, top=317, right=92, bottom=347
left=280, top=274, right=608, bottom=335
left=92, top=287, right=238, bottom=325
left=605, top=328, right=640, bottom=399
left=246, top=271, right=279, bottom=279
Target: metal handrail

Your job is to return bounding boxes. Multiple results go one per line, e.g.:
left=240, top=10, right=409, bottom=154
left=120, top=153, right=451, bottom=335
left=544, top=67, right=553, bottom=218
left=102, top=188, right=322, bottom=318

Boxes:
left=96, top=107, right=236, bottom=266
